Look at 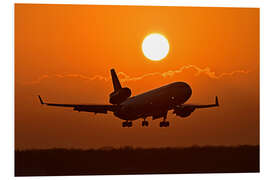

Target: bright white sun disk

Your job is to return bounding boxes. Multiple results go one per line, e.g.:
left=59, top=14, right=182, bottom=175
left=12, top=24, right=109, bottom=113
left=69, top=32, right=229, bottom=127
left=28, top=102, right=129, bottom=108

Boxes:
left=142, top=33, right=169, bottom=61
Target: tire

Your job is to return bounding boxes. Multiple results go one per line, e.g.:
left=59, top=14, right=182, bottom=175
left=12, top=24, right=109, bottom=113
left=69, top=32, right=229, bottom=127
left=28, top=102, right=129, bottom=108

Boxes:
left=145, top=121, right=149, bottom=126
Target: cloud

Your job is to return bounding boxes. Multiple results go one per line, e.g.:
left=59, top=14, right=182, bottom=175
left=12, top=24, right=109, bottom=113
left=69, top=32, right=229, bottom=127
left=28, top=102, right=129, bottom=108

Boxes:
left=118, top=65, right=249, bottom=82
left=24, top=74, right=50, bottom=84
left=55, top=74, right=108, bottom=81
left=159, top=65, right=249, bottom=79
left=22, top=65, right=249, bottom=85
left=22, top=74, right=109, bottom=85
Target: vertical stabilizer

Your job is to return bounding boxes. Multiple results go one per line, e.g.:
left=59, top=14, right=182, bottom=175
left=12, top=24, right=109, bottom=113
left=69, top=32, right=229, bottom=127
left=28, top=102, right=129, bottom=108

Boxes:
left=111, top=69, right=122, bottom=91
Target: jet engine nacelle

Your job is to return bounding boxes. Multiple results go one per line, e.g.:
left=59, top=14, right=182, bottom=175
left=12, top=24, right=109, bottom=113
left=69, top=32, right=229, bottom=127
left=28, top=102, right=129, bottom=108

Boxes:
left=109, top=87, right=131, bottom=104
left=173, top=107, right=195, bottom=118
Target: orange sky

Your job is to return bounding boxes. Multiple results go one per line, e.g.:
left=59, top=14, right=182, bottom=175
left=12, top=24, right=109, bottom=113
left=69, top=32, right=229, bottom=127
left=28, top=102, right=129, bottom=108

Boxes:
left=15, top=4, right=259, bottom=149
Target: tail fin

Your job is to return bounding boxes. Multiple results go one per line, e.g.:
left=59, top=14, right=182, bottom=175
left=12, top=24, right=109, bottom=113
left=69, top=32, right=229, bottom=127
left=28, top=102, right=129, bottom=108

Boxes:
left=110, top=69, right=122, bottom=91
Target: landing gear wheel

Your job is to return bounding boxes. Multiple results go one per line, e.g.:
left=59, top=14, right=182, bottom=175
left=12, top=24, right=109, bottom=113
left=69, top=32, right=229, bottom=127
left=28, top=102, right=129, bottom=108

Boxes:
left=160, top=121, right=169, bottom=127
left=142, top=121, right=149, bottom=127
left=145, top=121, right=149, bottom=127
left=127, top=121, right=132, bottom=127
left=122, top=121, right=127, bottom=127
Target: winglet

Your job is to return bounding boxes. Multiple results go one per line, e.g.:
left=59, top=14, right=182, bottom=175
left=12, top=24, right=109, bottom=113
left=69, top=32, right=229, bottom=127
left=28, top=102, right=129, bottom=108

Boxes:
left=215, top=96, right=219, bottom=106
left=38, top=95, right=44, bottom=105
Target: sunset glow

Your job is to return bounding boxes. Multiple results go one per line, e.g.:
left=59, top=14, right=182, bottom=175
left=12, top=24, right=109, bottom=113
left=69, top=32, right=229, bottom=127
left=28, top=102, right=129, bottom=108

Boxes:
left=15, top=4, right=259, bottom=149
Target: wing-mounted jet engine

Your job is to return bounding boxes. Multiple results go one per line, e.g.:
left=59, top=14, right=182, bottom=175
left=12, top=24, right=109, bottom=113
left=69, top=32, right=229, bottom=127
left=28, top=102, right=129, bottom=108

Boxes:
left=172, top=96, right=219, bottom=118
left=109, top=69, right=131, bottom=104
left=173, top=106, right=195, bottom=118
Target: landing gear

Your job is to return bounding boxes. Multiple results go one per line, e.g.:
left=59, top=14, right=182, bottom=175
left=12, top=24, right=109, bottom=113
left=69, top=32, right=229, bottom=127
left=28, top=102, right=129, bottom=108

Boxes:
left=127, top=121, right=132, bottom=127
left=142, top=120, right=149, bottom=127
left=159, top=114, right=169, bottom=127
left=160, top=121, right=170, bottom=127
left=122, top=121, right=132, bottom=128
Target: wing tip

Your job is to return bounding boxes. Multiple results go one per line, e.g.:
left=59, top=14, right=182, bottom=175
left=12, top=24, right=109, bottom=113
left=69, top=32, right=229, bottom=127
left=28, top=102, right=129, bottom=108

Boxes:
left=38, top=95, right=44, bottom=105
left=215, top=96, right=219, bottom=106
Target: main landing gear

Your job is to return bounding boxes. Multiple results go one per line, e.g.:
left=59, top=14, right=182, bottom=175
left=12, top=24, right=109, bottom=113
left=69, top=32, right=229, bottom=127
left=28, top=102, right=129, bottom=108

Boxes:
left=160, top=121, right=170, bottom=127
left=122, top=121, right=132, bottom=128
left=142, top=119, right=149, bottom=127
left=159, top=115, right=170, bottom=127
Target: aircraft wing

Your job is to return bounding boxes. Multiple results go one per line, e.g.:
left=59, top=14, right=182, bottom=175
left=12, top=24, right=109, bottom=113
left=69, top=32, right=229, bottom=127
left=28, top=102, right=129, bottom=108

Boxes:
left=38, top=95, right=117, bottom=114
left=181, top=96, right=219, bottom=109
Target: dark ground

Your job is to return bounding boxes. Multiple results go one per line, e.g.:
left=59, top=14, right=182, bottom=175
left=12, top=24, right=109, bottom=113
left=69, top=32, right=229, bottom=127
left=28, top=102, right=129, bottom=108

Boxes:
left=15, top=145, right=259, bottom=176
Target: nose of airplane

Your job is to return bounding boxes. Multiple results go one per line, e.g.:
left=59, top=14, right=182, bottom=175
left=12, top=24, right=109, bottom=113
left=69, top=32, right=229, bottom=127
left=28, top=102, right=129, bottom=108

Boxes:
left=174, top=82, right=192, bottom=102
left=184, top=82, right=192, bottom=98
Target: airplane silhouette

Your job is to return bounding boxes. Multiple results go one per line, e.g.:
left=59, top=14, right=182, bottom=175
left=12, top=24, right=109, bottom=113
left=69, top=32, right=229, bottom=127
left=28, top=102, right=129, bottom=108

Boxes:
left=38, top=69, right=219, bottom=127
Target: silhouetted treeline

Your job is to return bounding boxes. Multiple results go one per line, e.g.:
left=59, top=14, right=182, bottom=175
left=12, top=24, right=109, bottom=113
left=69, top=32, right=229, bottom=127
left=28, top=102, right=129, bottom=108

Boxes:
left=15, top=145, right=259, bottom=176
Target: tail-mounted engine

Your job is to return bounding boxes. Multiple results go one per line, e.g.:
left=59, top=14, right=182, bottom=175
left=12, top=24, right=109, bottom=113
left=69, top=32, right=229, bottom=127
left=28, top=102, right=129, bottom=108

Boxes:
left=109, top=87, right=131, bottom=104
left=109, top=69, right=132, bottom=104
left=173, top=106, right=195, bottom=118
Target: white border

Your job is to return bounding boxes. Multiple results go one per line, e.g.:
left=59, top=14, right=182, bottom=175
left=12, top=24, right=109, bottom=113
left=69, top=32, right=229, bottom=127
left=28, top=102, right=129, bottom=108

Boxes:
left=1, top=0, right=269, bottom=180
left=11, top=0, right=262, bottom=7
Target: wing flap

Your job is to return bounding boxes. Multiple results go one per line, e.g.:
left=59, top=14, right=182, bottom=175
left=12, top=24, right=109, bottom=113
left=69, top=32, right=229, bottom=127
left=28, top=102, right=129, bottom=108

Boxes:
left=73, top=105, right=116, bottom=113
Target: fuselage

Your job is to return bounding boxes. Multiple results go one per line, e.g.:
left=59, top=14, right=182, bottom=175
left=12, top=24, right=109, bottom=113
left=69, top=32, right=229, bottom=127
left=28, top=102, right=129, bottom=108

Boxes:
left=113, top=82, right=192, bottom=120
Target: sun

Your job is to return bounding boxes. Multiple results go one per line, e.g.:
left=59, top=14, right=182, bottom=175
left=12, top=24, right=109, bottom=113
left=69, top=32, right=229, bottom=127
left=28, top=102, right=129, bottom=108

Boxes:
left=142, top=33, right=170, bottom=61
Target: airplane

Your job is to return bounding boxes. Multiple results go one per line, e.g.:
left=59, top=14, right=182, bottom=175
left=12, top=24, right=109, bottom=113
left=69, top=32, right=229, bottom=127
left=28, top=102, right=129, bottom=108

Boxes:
left=38, top=69, right=219, bottom=127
